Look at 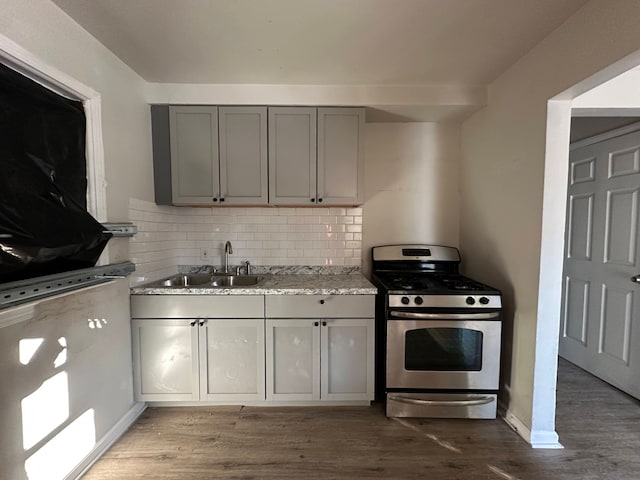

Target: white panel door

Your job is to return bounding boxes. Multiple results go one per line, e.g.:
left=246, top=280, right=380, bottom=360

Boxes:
left=320, top=318, right=374, bottom=401
left=132, top=319, right=200, bottom=401
left=199, top=319, right=265, bottom=401
left=560, top=129, right=640, bottom=399
left=265, top=318, right=320, bottom=401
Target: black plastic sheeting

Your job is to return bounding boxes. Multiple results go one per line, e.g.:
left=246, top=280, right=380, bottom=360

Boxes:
left=0, top=63, right=111, bottom=283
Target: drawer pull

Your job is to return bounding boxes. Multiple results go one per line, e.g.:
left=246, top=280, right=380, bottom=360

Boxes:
left=319, top=299, right=325, bottom=305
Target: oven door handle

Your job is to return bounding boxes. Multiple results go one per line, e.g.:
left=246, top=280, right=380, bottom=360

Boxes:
left=389, top=311, right=500, bottom=320
left=388, top=394, right=495, bottom=407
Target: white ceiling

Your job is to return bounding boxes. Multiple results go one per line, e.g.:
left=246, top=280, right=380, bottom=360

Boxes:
left=52, top=0, right=589, bottom=86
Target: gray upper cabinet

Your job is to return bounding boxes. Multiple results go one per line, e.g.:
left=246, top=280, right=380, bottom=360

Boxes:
left=170, top=106, right=220, bottom=205
left=219, top=106, right=268, bottom=204
left=154, top=105, right=268, bottom=205
left=268, top=107, right=317, bottom=205
left=152, top=105, right=364, bottom=207
left=269, top=107, right=365, bottom=206
left=318, top=108, right=365, bottom=205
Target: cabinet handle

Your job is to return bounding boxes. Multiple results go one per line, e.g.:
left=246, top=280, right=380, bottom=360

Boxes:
left=212, top=197, right=218, bottom=202
left=319, top=299, right=325, bottom=305
left=220, top=197, right=225, bottom=202
left=314, top=321, right=319, bottom=327
left=310, top=198, right=316, bottom=203
left=318, top=198, right=323, bottom=203
left=322, top=321, right=327, bottom=326
left=199, top=320, right=206, bottom=326
left=190, top=320, right=197, bottom=327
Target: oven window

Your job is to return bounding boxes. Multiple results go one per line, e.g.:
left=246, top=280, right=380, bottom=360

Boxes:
left=405, top=327, right=483, bottom=371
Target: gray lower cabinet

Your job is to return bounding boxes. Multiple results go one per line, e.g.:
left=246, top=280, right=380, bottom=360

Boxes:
left=132, top=318, right=200, bottom=401
left=268, top=107, right=365, bottom=206
left=199, top=318, right=265, bottom=401
left=265, top=295, right=375, bottom=402
left=154, top=105, right=268, bottom=205
left=131, top=293, right=374, bottom=404
left=131, top=295, right=265, bottom=402
left=131, top=317, right=265, bottom=402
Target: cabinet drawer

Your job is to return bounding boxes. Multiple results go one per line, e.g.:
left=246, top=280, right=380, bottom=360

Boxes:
left=131, top=295, right=264, bottom=318
left=265, top=295, right=374, bottom=318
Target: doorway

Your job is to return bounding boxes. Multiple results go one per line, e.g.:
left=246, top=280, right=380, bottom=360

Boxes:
left=534, top=59, right=640, bottom=448
left=559, top=118, right=640, bottom=399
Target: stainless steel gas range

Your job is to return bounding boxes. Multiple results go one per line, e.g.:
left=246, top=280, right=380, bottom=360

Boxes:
left=371, top=244, right=502, bottom=419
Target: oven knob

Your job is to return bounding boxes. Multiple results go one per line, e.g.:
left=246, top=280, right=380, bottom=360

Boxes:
left=414, top=296, right=423, bottom=305
left=466, top=296, right=476, bottom=305
left=479, top=297, right=490, bottom=305
left=401, top=296, right=410, bottom=305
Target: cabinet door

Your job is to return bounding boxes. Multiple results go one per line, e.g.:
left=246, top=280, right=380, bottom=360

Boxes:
left=169, top=106, right=220, bottom=205
left=199, top=319, right=265, bottom=401
left=132, top=319, right=200, bottom=401
left=268, top=107, right=317, bottom=205
left=317, top=108, right=365, bottom=205
left=266, top=318, right=320, bottom=400
left=218, top=107, right=268, bottom=204
left=320, top=318, right=374, bottom=401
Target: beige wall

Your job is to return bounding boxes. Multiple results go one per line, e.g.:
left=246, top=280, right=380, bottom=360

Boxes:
left=0, top=1, right=153, bottom=478
left=362, top=122, right=460, bottom=274
left=460, top=0, right=640, bottom=436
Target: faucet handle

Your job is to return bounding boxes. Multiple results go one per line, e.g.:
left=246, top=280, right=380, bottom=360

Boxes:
left=235, top=266, right=241, bottom=275
left=245, top=260, right=251, bottom=275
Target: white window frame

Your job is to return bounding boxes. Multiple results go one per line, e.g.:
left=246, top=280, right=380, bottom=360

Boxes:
left=0, top=33, right=108, bottom=261
left=0, top=34, right=107, bottom=221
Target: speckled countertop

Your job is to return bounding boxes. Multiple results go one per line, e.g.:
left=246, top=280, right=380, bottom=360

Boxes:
left=130, top=266, right=377, bottom=296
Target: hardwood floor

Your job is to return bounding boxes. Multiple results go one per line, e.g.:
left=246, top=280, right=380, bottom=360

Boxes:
left=83, top=360, right=640, bottom=479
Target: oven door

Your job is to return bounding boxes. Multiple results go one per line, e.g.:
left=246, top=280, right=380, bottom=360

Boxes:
left=386, top=311, right=501, bottom=390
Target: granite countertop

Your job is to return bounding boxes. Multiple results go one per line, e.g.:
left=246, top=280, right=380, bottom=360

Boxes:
left=130, top=267, right=377, bottom=296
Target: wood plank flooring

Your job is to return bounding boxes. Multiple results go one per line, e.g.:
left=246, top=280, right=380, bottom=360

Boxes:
left=82, top=359, right=640, bottom=479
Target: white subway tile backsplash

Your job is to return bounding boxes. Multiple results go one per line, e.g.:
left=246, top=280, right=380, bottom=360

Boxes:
left=129, top=198, right=362, bottom=278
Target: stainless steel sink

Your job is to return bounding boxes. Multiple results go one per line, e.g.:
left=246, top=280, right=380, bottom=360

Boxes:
left=210, top=275, right=263, bottom=287
left=152, top=274, right=213, bottom=287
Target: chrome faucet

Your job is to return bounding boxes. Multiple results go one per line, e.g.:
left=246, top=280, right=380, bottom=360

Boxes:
left=224, top=241, right=233, bottom=273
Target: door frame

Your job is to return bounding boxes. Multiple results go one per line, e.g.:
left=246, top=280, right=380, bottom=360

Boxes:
left=532, top=52, right=640, bottom=448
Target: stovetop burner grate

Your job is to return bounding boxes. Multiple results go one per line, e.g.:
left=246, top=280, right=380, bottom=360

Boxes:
left=373, top=272, right=495, bottom=294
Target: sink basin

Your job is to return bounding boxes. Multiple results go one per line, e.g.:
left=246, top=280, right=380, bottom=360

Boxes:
left=153, top=274, right=212, bottom=287
left=210, top=275, right=263, bottom=287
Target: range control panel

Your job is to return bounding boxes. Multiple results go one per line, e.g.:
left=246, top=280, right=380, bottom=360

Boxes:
left=389, top=295, right=502, bottom=309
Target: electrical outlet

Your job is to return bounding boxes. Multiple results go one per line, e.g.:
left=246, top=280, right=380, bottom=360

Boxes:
left=200, top=248, right=210, bottom=261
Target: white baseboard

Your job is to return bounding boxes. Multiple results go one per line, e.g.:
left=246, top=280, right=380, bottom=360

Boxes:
left=500, top=408, right=564, bottom=449
left=66, top=402, right=147, bottom=480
